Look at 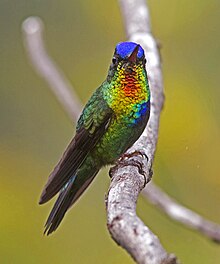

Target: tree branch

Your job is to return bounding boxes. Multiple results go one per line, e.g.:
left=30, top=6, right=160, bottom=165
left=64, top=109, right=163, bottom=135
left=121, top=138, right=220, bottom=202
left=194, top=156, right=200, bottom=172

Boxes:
left=22, top=17, right=82, bottom=123
left=118, top=0, right=220, bottom=245
left=105, top=1, right=178, bottom=263
left=106, top=158, right=178, bottom=264
left=143, top=182, right=220, bottom=243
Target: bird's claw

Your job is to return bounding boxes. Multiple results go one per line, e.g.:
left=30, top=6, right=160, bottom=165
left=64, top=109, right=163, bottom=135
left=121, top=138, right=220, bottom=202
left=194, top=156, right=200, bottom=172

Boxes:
left=110, top=150, right=151, bottom=187
left=119, top=150, right=148, bottom=161
left=109, top=166, right=117, bottom=178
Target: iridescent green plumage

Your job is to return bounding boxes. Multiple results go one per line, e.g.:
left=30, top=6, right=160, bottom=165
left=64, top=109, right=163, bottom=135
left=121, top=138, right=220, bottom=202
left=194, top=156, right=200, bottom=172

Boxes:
left=39, top=42, right=150, bottom=235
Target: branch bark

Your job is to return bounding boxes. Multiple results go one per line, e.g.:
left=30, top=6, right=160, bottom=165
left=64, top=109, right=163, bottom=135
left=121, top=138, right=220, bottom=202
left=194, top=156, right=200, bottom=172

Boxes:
left=105, top=1, right=178, bottom=263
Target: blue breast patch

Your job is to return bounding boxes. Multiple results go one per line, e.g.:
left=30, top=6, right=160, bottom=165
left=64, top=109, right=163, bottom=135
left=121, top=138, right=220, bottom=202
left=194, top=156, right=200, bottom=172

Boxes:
left=127, top=101, right=150, bottom=126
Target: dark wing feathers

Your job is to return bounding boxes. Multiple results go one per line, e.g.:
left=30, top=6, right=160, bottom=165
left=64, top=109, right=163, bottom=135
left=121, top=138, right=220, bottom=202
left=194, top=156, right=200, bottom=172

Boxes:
left=39, top=93, right=112, bottom=204
left=39, top=130, right=90, bottom=204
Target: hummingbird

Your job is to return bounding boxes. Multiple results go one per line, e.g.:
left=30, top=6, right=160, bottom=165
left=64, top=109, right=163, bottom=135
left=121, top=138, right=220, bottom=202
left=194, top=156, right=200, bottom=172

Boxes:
left=39, top=42, right=151, bottom=235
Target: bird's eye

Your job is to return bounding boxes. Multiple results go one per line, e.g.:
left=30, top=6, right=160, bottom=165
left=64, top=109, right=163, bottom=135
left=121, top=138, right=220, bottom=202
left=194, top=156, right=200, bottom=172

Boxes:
left=143, top=58, right=147, bottom=64
left=112, top=57, right=117, bottom=65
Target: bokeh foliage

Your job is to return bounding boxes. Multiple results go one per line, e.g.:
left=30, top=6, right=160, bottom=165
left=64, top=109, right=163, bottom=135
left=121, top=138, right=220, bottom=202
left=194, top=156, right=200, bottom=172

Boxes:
left=0, top=0, right=219, bottom=263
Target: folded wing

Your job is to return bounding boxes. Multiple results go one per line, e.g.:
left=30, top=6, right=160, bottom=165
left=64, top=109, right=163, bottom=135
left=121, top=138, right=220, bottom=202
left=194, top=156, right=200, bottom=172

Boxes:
left=39, top=91, right=113, bottom=204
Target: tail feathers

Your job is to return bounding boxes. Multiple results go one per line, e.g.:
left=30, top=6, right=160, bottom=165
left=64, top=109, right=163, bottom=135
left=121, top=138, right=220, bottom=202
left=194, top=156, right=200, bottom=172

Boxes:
left=44, top=176, right=76, bottom=235
left=44, top=171, right=98, bottom=235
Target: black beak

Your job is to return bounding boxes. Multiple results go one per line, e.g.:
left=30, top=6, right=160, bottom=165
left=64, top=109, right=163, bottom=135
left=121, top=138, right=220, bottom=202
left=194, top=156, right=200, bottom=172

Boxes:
left=127, top=45, right=140, bottom=63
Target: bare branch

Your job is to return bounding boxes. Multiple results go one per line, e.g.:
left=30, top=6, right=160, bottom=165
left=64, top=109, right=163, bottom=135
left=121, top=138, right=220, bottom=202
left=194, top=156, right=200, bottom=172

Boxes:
left=22, top=17, right=82, bottom=123
left=106, top=0, right=179, bottom=263
left=143, top=182, right=220, bottom=243
left=107, top=157, right=178, bottom=264
left=119, top=0, right=220, bottom=247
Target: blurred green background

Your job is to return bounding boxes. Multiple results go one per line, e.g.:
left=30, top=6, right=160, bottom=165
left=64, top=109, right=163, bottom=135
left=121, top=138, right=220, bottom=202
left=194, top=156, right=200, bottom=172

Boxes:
left=0, top=0, right=220, bottom=263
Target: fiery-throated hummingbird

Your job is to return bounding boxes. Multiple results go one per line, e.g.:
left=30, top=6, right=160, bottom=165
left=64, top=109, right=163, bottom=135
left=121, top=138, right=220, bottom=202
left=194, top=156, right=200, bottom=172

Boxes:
left=39, top=42, right=151, bottom=235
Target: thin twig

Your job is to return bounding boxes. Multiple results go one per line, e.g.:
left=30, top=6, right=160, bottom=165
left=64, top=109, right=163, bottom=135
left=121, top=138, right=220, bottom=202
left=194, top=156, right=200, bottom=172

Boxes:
left=143, top=182, right=220, bottom=243
left=22, top=17, right=82, bottom=123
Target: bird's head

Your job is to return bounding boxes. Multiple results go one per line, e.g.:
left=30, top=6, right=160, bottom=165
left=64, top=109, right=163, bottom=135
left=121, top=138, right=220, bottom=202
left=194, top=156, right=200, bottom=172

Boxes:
left=107, top=42, right=146, bottom=81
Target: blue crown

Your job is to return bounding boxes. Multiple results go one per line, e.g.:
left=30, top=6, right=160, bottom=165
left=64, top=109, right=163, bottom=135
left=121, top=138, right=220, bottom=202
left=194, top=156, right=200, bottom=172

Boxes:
left=115, top=42, right=144, bottom=59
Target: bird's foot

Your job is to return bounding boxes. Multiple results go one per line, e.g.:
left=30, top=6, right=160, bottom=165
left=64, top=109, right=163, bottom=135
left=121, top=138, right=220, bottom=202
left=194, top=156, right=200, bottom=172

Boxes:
left=119, top=150, right=148, bottom=162
left=110, top=150, right=152, bottom=187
